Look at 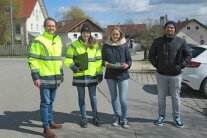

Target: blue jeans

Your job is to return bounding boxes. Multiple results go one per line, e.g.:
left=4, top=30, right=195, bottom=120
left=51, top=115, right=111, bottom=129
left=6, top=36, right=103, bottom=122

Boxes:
left=106, top=79, right=128, bottom=120
left=40, top=88, right=57, bottom=128
left=156, top=73, right=182, bottom=119
left=77, top=85, right=97, bottom=118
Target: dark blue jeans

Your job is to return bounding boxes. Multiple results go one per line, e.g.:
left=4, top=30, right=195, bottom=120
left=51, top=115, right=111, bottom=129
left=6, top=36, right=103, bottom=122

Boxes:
left=40, top=88, right=57, bottom=128
left=77, top=85, right=97, bottom=118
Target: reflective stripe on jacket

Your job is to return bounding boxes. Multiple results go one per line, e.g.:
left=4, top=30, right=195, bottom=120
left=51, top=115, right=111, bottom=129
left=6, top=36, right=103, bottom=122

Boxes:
left=28, top=31, right=63, bottom=88
left=64, top=40, right=103, bottom=86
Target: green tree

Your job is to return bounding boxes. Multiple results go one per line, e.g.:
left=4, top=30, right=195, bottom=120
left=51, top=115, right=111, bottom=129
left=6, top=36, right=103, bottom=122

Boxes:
left=62, top=6, right=87, bottom=20
left=0, top=0, right=20, bottom=44
left=140, top=19, right=164, bottom=59
left=0, top=0, right=10, bottom=44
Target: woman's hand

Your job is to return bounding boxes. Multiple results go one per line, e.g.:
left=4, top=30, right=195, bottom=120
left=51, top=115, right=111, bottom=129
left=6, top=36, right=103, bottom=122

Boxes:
left=104, top=61, right=110, bottom=67
left=77, top=67, right=82, bottom=72
left=122, top=63, right=129, bottom=69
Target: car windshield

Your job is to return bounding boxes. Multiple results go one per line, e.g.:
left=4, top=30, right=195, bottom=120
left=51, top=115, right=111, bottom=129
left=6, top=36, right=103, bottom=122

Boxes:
left=191, top=47, right=205, bottom=58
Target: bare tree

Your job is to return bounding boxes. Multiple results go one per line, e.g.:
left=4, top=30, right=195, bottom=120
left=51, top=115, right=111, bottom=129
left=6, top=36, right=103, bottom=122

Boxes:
left=125, top=19, right=134, bottom=24
left=140, top=19, right=164, bottom=59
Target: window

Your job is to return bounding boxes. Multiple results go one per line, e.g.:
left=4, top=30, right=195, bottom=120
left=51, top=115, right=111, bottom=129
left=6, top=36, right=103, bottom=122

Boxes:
left=31, top=24, right=33, bottom=30
left=39, top=11, right=41, bottom=19
left=191, top=47, right=205, bottom=58
left=195, top=26, right=199, bottom=30
left=187, top=26, right=190, bottom=30
left=73, top=34, right=77, bottom=39
left=36, top=10, right=39, bottom=20
left=15, top=24, right=20, bottom=35
left=94, top=34, right=98, bottom=38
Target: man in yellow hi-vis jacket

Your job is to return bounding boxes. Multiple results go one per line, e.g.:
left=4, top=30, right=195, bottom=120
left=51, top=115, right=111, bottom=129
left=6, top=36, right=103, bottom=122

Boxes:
left=64, top=24, right=103, bottom=128
left=28, top=17, right=63, bottom=138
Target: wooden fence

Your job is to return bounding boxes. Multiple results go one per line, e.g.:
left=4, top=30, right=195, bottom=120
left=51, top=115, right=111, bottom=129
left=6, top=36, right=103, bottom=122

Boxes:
left=0, top=44, right=29, bottom=56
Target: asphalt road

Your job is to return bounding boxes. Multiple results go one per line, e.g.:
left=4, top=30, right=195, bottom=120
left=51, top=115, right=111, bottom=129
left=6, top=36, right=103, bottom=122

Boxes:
left=0, top=58, right=206, bottom=138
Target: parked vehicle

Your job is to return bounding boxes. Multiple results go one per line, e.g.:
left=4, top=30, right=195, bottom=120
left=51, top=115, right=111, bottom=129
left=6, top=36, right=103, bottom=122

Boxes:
left=182, top=44, right=207, bottom=97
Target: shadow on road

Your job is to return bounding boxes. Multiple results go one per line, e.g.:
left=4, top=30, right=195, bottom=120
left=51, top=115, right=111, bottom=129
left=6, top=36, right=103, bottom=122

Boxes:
left=0, top=110, right=115, bottom=136
left=181, top=86, right=207, bottom=99
left=0, top=110, right=44, bottom=137
left=143, top=84, right=157, bottom=95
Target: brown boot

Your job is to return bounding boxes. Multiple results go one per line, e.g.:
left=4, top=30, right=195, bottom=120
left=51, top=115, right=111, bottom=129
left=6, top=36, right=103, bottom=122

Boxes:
left=43, top=128, right=57, bottom=138
left=50, top=122, right=62, bottom=129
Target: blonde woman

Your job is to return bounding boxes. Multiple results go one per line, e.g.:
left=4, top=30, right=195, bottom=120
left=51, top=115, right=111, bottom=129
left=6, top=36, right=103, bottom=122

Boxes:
left=102, top=27, right=132, bottom=128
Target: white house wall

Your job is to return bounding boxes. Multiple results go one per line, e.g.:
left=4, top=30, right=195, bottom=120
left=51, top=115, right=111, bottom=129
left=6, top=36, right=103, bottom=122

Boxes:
left=179, top=22, right=207, bottom=44
left=60, top=32, right=103, bottom=47
left=176, top=32, right=199, bottom=45
left=26, top=1, right=45, bottom=34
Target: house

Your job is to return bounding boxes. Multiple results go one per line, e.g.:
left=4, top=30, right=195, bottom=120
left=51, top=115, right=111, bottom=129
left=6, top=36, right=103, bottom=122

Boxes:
left=176, top=19, right=207, bottom=45
left=13, top=0, right=48, bottom=45
left=106, top=24, right=146, bottom=50
left=56, top=18, right=104, bottom=47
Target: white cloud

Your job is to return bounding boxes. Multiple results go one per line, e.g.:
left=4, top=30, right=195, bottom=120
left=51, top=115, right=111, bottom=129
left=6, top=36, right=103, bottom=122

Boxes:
left=81, top=3, right=111, bottom=12
left=81, top=0, right=150, bottom=14
left=47, top=0, right=207, bottom=26
left=198, top=6, right=207, bottom=15
left=57, top=6, right=68, bottom=13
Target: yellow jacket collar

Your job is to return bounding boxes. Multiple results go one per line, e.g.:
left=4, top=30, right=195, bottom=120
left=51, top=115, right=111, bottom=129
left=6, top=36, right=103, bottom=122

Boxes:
left=43, top=31, right=55, bottom=40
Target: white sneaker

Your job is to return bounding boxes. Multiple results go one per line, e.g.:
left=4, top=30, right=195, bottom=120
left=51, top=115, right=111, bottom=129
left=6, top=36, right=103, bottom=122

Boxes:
left=112, top=117, right=120, bottom=127
left=112, top=120, right=119, bottom=126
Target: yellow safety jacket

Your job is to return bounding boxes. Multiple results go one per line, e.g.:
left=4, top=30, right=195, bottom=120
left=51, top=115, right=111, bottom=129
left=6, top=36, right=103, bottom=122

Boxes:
left=64, top=39, right=103, bottom=86
left=28, top=31, right=63, bottom=88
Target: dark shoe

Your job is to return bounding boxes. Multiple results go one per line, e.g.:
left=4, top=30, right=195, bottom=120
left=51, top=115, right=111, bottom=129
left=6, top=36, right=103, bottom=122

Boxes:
left=50, top=122, right=62, bottom=129
left=43, top=128, right=57, bottom=138
left=154, top=115, right=165, bottom=126
left=81, top=118, right=88, bottom=128
left=93, top=117, right=101, bottom=127
left=174, top=117, right=184, bottom=128
left=122, top=119, right=129, bottom=129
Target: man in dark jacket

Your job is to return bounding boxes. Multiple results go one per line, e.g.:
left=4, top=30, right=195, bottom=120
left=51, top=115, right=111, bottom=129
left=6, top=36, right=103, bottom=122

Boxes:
left=149, top=20, right=192, bottom=128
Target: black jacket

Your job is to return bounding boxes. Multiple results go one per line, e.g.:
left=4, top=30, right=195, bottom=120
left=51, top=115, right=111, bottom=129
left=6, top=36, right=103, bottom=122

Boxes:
left=149, top=35, right=192, bottom=76
left=102, top=38, right=132, bottom=80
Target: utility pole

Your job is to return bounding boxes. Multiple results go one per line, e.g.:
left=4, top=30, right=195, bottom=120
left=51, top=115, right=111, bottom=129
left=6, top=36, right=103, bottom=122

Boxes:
left=10, top=0, right=14, bottom=47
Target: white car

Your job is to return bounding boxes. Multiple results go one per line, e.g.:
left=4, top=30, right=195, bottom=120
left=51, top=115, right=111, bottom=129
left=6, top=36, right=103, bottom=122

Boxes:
left=182, top=44, right=207, bottom=97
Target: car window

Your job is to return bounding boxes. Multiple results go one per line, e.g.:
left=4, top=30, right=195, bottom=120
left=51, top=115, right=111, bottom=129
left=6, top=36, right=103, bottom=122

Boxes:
left=191, top=47, right=205, bottom=58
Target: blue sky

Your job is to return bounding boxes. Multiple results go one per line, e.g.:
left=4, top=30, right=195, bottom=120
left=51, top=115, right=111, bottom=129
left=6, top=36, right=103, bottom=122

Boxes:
left=44, top=0, right=207, bottom=27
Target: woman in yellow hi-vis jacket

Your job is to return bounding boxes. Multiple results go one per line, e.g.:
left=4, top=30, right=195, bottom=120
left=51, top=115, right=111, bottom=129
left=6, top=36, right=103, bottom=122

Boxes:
left=64, top=24, right=103, bottom=128
left=28, top=17, right=63, bottom=138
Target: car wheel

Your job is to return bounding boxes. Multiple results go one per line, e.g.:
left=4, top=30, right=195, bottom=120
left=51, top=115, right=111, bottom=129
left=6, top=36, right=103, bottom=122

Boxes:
left=200, top=78, right=207, bottom=97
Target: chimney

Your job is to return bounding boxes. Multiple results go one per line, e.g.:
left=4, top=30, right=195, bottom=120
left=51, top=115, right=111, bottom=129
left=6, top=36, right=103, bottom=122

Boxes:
left=186, top=18, right=188, bottom=21
left=61, top=21, right=65, bottom=26
left=165, top=14, right=168, bottom=21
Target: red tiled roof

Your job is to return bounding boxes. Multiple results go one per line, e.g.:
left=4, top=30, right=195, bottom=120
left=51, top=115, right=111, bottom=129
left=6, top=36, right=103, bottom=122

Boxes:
left=13, top=0, right=37, bottom=19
